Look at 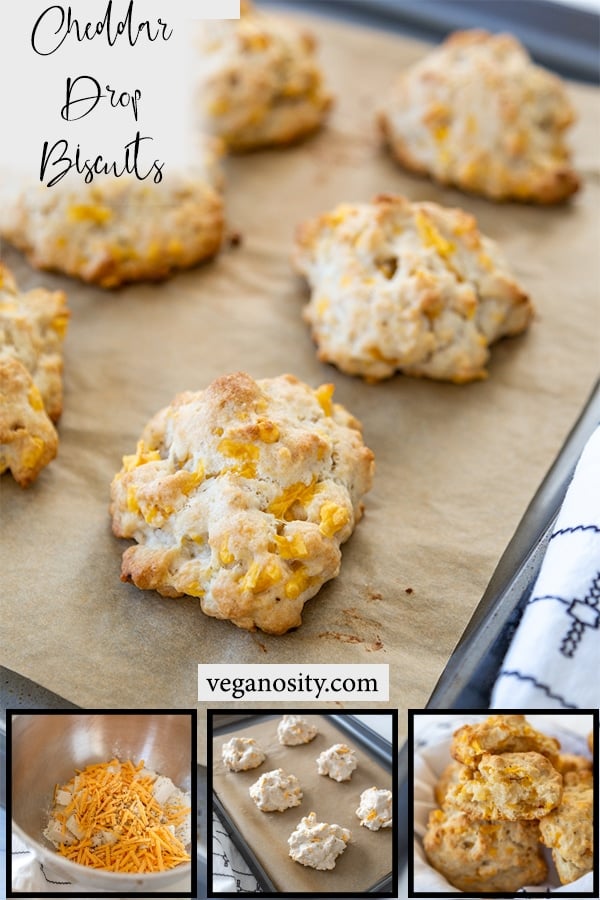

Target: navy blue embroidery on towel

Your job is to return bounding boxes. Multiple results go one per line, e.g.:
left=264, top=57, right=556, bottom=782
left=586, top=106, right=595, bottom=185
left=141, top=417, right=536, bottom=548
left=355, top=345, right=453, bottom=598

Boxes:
left=40, top=863, right=71, bottom=885
left=497, top=670, right=577, bottom=708
left=560, top=570, right=600, bottom=658
left=550, top=523, right=600, bottom=539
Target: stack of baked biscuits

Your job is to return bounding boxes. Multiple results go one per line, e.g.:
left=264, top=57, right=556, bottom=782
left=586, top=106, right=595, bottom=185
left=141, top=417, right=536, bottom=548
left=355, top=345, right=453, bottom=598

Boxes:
left=423, top=714, right=594, bottom=892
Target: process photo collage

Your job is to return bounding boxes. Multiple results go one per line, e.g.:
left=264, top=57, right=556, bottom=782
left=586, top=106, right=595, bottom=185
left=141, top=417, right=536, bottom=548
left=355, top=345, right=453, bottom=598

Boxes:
left=1, top=0, right=599, bottom=898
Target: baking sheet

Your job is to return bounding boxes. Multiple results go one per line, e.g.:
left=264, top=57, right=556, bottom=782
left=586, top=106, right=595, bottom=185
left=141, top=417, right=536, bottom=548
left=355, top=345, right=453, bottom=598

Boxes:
left=1, top=11, right=599, bottom=764
left=211, top=714, right=393, bottom=894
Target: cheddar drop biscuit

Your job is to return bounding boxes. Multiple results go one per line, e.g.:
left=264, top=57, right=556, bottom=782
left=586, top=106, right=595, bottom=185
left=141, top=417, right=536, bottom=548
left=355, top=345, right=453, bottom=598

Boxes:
left=196, top=0, right=332, bottom=151
left=110, top=372, right=374, bottom=634
left=423, top=808, right=547, bottom=892
left=379, top=30, right=579, bottom=203
left=294, top=194, right=533, bottom=382
left=0, top=148, right=224, bottom=289
left=451, top=714, right=560, bottom=768
left=0, top=264, right=68, bottom=485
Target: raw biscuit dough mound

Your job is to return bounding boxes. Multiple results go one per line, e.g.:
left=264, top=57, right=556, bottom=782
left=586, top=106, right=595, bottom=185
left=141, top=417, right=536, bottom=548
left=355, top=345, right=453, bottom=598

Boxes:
left=222, top=737, right=266, bottom=771
left=0, top=264, right=69, bottom=485
left=423, top=807, right=547, bottom=892
left=446, top=751, right=562, bottom=821
left=196, top=0, right=332, bottom=151
left=355, top=787, right=392, bottom=830
left=288, top=811, right=351, bottom=870
left=378, top=29, right=579, bottom=204
left=277, top=714, right=318, bottom=746
left=0, top=148, right=224, bottom=288
left=539, top=775, right=593, bottom=884
left=249, top=768, right=302, bottom=812
left=316, top=743, right=358, bottom=782
left=110, top=372, right=374, bottom=634
left=294, top=194, right=533, bottom=383
left=451, top=714, right=560, bottom=767
left=0, top=357, right=58, bottom=487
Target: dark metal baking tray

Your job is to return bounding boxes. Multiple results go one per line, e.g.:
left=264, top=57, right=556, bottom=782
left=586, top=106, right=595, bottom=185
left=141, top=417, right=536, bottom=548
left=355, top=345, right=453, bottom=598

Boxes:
left=261, top=0, right=600, bottom=83
left=209, top=712, right=396, bottom=895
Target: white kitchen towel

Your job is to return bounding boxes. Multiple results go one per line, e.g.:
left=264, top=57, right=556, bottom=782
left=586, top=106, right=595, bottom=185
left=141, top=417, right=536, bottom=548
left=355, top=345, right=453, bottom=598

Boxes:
left=491, top=425, right=600, bottom=710
left=211, top=811, right=261, bottom=894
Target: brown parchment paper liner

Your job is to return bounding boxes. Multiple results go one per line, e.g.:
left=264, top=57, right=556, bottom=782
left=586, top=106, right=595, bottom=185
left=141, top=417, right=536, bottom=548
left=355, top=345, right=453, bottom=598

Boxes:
left=1, top=12, right=599, bottom=763
left=212, top=714, right=392, bottom=893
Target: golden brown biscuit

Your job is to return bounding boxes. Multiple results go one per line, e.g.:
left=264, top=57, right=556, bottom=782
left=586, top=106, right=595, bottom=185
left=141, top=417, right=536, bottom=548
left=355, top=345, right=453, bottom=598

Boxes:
left=294, top=194, right=533, bottom=383
left=539, top=778, right=593, bottom=885
left=451, top=714, right=560, bottom=767
left=0, top=357, right=58, bottom=487
left=423, top=807, right=547, bottom=892
left=379, top=30, right=579, bottom=204
left=110, top=372, right=374, bottom=634
left=434, top=760, right=468, bottom=808
left=446, top=751, right=562, bottom=821
left=588, top=731, right=594, bottom=754
left=555, top=753, right=593, bottom=777
left=0, top=151, right=224, bottom=288
left=196, top=0, right=332, bottom=151
left=0, top=263, right=68, bottom=421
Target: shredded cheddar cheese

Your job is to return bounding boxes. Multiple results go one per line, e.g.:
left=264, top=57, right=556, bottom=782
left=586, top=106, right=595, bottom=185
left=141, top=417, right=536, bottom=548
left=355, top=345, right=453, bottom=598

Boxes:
left=44, top=758, right=191, bottom=874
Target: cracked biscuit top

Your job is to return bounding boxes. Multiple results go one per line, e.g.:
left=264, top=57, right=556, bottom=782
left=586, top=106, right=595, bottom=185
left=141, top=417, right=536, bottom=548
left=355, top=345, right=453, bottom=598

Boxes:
left=0, top=145, right=224, bottom=288
left=539, top=775, right=593, bottom=885
left=110, top=372, right=374, bottom=634
left=379, top=29, right=579, bottom=203
left=196, top=0, right=332, bottom=151
left=294, top=194, right=533, bottom=382
left=451, top=714, right=560, bottom=768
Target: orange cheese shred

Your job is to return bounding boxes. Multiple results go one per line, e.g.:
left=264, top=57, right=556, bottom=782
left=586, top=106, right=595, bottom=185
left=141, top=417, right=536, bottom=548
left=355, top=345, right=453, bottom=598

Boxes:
left=48, top=758, right=190, bottom=873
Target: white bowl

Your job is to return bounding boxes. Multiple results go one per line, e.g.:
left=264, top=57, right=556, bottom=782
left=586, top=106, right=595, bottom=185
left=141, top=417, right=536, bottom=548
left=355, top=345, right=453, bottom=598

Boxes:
left=11, top=712, right=193, bottom=892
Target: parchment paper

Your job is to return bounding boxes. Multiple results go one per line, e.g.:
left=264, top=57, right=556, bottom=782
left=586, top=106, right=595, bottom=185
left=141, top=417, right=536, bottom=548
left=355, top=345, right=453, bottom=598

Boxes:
left=211, top=714, right=392, bottom=893
left=1, top=11, right=599, bottom=764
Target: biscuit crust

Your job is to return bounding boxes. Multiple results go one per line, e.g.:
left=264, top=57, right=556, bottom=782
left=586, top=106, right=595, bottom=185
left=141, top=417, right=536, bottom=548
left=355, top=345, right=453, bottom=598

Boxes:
left=539, top=778, right=593, bottom=884
left=110, top=372, right=374, bottom=634
left=379, top=30, right=579, bottom=204
left=0, top=162, right=224, bottom=289
left=451, top=714, right=560, bottom=767
left=0, top=357, right=58, bottom=487
left=423, top=807, right=547, bottom=892
left=294, top=194, right=533, bottom=382
left=197, top=0, right=332, bottom=151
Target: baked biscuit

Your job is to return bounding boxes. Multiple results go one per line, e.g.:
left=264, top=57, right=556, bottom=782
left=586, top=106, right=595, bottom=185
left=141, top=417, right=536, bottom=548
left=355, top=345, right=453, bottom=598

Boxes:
left=0, top=357, right=58, bottom=487
left=589, top=731, right=594, bottom=753
left=277, top=715, right=318, bottom=746
left=316, top=743, right=358, bottom=782
left=451, top=714, right=560, bottom=767
left=222, top=736, right=266, bottom=771
left=539, top=777, right=593, bottom=884
left=434, top=760, right=469, bottom=808
left=294, top=194, right=533, bottom=383
left=555, top=753, right=593, bottom=777
left=0, top=264, right=68, bottom=422
left=249, top=768, right=302, bottom=811
left=446, top=751, right=562, bottom=821
left=288, top=811, right=351, bottom=870
left=379, top=30, right=579, bottom=204
left=355, top=787, right=392, bottom=830
left=110, top=372, right=374, bottom=634
left=423, top=807, right=547, bottom=892
left=0, top=153, right=224, bottom=288
left=196, top=0, right=332, bottom=151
